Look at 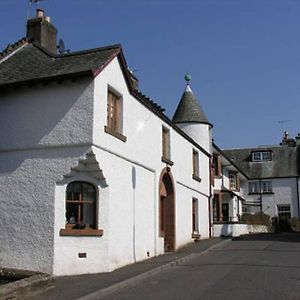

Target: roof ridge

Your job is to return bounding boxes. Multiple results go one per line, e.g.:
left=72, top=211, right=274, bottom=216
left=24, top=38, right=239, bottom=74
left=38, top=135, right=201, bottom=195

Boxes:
left=223, top=145, right=283, bottom=151
left=55, top=44, right=122, bottom=58
left=0, top=37, right=29, bottom=60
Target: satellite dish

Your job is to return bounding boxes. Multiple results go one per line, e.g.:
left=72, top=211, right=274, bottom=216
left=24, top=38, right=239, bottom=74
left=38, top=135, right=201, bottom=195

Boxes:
left=57, top=38, right=66, bottom=54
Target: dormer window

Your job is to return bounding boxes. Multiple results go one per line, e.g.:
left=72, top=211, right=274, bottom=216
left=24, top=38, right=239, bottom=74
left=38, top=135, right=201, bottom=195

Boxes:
left=252, top=151, right=272, bottom=162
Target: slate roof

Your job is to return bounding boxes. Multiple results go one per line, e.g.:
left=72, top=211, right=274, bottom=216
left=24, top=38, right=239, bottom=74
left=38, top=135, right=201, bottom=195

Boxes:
left=223, top=146, right=300, bottom=179
left=0, top=37, right=212, bottom=157
left=172, top=84, right=212, bottom=126
left=0, top=41, right=120, bottom=88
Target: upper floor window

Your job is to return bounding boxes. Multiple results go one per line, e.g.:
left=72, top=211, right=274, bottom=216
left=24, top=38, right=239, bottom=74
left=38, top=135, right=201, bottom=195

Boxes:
left=252, top=151, right=272, bottom=162
left=213, top=154, right=221, bottom=177
left=60, top=181, right=103, bottom=236
left=248, top=180, right=273, bottom=194
left=192, top=149, right=201, bottom=182
left=262, top=181, right=272, bottom=193
left=161, top=126, right=173, bottom=165
left=249, top=181, right=259, bottom=194
left=105, top=89, right=127, bottom=142
left=229, top=171, right=239, bottom=190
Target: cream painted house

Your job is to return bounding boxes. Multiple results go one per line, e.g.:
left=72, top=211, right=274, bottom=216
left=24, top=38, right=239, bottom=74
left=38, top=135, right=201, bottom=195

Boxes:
left=0, top=10, right=213, bottom=275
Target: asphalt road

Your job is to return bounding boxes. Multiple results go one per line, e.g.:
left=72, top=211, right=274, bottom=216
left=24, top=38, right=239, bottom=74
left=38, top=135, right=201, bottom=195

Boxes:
left=101, top=233, right=300, bottom=300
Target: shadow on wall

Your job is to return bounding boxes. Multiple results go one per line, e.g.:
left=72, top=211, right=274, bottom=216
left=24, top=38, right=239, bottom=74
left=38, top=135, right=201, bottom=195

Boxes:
left=0, top=145, right=91, bottom=174
left=0, top=78, right=93, bottom=154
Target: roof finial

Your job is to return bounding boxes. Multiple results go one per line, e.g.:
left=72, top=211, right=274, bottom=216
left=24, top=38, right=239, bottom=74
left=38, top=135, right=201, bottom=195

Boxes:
left=184, top=73, right=191, bottom=85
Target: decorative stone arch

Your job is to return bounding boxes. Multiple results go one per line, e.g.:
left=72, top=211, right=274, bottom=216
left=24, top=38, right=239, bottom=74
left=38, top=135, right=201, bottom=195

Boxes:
left=159, top=167, right=176, bottom=252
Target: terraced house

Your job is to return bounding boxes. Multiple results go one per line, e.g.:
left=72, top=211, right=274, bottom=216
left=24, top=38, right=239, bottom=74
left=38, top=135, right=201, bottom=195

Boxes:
left=1, top=9, right=299, bottom=277
left=0, top=10, right=213, bottom=275
left=224, top=132, right=300, bottom=231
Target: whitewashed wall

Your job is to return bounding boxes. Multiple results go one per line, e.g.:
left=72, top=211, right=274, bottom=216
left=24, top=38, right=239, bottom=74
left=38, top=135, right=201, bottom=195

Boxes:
left=241, top=177, right=299, bottom=217
left=0, top=79, right=94, bottom=274
left=0, top=79, right=94, bottom=151
left=1, top=56, right=212, bottom=275
left=85, top=57, right=211, bottom=273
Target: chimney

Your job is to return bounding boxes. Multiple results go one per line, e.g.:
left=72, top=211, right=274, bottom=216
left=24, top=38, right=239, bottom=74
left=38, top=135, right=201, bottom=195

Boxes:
left=281, top=131, right=296, bottom=147
left=295, top=133, right=300, bottom=146
left=26, top=9, right=57, bottom=53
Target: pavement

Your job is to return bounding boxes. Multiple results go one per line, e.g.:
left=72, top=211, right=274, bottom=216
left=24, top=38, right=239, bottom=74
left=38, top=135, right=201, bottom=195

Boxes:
left=29, top=237, right=230, bottom=300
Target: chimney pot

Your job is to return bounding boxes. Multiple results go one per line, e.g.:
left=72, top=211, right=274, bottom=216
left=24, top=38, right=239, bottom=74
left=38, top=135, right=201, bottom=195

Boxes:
left=36, top=9, right=44, bottom=18
left=27, top=9, right=57, bottom=53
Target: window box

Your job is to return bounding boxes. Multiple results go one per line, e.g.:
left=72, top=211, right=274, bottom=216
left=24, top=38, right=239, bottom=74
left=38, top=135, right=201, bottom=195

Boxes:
left=60, top=228, right=103, bottom=237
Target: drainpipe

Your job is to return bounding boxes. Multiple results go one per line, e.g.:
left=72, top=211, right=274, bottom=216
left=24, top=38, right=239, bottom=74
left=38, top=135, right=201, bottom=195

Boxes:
left=259, top=178, right=263, bottom=213
left=208, top=158, right=213, bottom=237
left=296, top=177, right=300, bottom=218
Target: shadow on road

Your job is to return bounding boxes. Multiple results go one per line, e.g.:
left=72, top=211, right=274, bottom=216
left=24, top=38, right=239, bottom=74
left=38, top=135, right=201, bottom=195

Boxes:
left=232, top=232, right=300, bottom=243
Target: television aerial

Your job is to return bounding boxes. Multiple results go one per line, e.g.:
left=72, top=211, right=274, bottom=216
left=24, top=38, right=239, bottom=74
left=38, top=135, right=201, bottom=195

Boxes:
left=57, top=39, right=66, bottom=55
left=26, top=0, right=47, bottom=20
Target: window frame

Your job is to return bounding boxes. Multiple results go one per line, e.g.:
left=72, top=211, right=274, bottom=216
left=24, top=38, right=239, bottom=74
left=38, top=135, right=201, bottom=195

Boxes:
left=161, top=126, right=173, bottom=166
left=252, top=151, right=272, bottom=162
left=192, top=149, right=201, bottom=182
left=60, top=181, right=103, bottom=237
left=213, top=154, right=222, bottom=177
left=104, top=88, right=127, bottom=142
left=248, top=181, right=260, bottom=194
left=248, top=180, right=273, bottom=194
left=262, top=181, right=273, bottom=193
left=192, top=198, right=199, bottom=235
left=229, top=171, right=239, bottom=191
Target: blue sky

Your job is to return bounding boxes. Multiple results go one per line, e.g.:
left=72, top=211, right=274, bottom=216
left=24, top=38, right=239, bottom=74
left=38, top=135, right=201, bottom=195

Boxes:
left=1, top=0, right=300, bottom=149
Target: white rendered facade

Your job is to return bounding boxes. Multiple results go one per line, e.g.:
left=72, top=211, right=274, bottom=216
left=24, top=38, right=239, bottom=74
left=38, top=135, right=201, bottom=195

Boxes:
left=0, top=54, right=211, bottom=275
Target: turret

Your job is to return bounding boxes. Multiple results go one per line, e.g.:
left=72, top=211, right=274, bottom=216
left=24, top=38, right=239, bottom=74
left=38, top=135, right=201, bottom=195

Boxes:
left=172, top=75, right=213, bottom=153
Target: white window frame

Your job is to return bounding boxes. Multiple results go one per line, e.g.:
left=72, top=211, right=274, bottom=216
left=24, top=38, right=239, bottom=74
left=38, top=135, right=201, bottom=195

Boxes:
left=262, top=181, right=272, bottom=193
left=248, top=181, right=260, bottom=194
left=252, top=151, right=271, bottom=162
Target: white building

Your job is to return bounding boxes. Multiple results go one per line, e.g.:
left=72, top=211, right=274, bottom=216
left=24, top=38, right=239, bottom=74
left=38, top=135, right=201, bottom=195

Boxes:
left=224, top=132, right=300, bottom=231
left=0, top=10, right=213, bottom=275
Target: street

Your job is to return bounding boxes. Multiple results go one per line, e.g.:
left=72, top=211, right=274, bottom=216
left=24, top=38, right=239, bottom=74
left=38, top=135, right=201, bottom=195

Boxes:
left=100, top=233, right=300, bottom=300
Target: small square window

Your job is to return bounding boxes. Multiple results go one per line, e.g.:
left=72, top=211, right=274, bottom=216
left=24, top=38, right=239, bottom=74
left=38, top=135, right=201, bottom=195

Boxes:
left=262, top=181, right=272, bottom=193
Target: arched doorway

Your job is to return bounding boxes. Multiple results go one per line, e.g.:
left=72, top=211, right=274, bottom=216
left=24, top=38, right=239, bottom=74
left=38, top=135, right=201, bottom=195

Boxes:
left=159, top=168, right=175, bottom=252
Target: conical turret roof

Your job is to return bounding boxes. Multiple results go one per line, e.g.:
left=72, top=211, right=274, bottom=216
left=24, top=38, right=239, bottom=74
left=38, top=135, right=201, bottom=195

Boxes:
left=172, top=84, right=212, bottom=126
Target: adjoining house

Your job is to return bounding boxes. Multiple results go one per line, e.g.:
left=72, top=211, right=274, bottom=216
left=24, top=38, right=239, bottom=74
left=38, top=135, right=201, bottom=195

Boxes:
left=223, top=132, right=300, bottom=231
left=0, top=10, right=213, bottom=275
left=211, top=144, right=250, bottom=237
